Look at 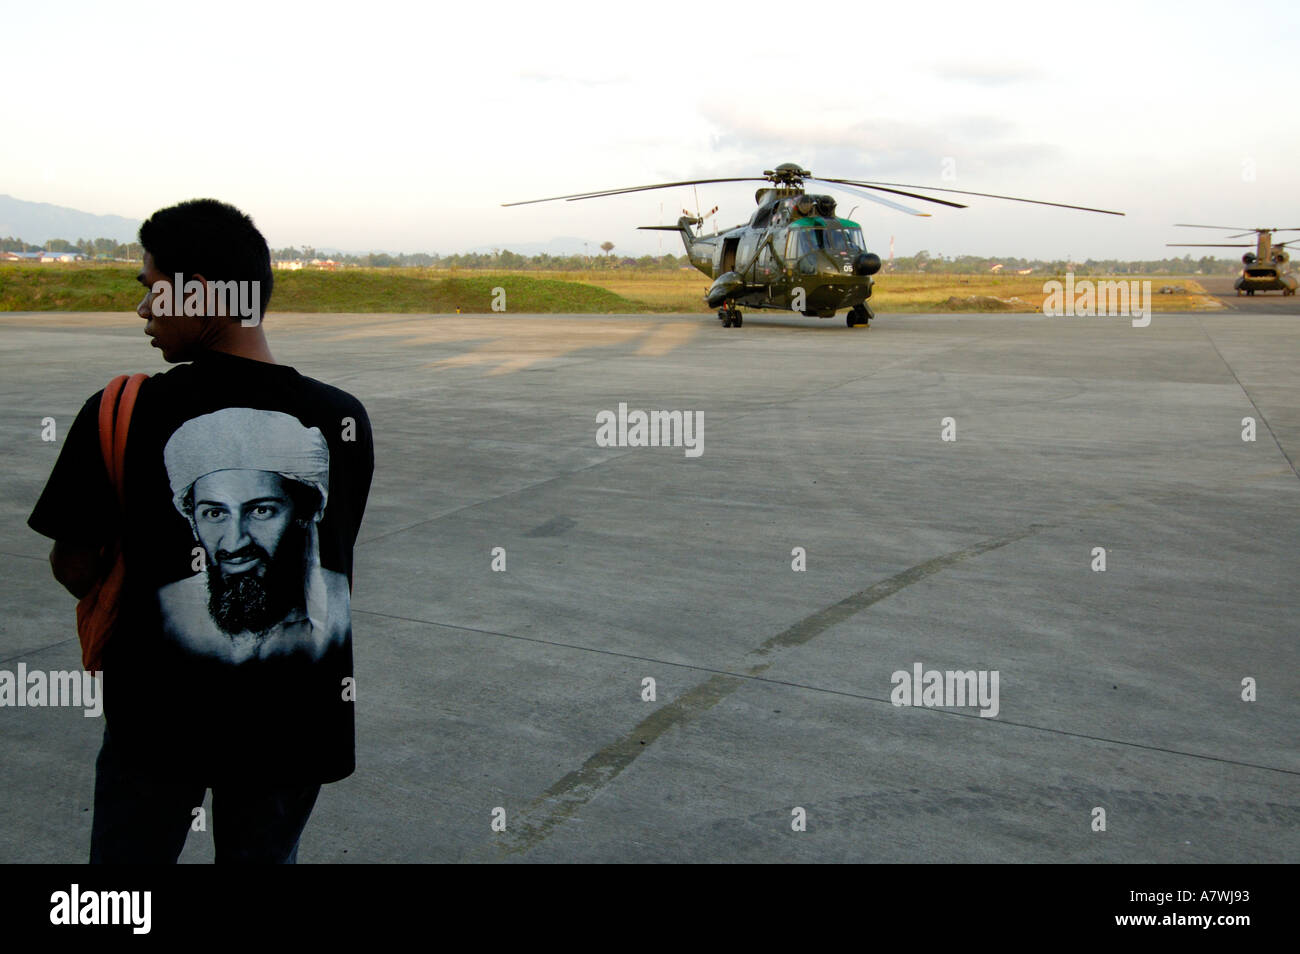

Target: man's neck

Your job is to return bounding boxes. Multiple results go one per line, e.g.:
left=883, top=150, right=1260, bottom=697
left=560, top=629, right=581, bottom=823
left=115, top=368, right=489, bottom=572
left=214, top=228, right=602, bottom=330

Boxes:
left=200, top=326, right=276, bottom=364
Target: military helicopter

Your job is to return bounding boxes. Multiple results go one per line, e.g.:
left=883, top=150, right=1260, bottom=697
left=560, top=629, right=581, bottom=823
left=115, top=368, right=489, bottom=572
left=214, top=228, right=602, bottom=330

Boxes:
left=504, top=162, right=1124, bottom=327
left=1167, top=224, right=1299, bottom=296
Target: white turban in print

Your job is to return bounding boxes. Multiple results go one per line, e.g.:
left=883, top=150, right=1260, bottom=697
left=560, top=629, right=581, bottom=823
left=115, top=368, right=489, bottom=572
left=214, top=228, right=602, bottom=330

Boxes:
left=164, top=408, right=329, bottom=519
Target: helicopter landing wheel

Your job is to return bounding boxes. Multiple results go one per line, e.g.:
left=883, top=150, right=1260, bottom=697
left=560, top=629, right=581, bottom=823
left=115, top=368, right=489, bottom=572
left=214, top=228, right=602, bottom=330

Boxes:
left=719, top=304, right=742, bottom=327
left=733, top=311, right=742, bottom=327
left=847, top=304, right=871, bottom=327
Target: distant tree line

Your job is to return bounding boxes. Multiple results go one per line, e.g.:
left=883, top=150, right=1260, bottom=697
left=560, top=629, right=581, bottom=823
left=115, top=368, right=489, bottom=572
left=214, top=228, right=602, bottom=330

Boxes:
left=0, top=235, right=1249, bottom=275
left=269, top=246, right=692, bottom=270
left=890, top=250, right=1244, bottom=276
left=1, top=236, right=143, bottom=258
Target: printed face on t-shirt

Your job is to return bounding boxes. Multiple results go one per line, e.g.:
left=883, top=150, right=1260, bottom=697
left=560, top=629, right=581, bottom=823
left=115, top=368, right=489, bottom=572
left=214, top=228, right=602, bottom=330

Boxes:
left=191, top=469, right=313, bottom=635
left=193, top=470, right=298, bottom=572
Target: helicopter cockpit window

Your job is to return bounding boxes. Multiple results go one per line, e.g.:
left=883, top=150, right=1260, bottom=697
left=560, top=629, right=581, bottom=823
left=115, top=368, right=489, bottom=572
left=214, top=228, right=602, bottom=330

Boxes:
left=786, top=229, right=821, bottom=259
left=823, top=228, right=865, bottom=251
left=786, top=227, right=865, bottom=258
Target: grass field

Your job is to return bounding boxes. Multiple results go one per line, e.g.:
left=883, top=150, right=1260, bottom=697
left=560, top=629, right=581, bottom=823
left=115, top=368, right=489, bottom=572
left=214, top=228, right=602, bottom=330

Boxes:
left=554, top=269, right=1221, bottom=313
left=0, top=263, right=1221, bottom=314
left=0, top=265, right=643, bottom=314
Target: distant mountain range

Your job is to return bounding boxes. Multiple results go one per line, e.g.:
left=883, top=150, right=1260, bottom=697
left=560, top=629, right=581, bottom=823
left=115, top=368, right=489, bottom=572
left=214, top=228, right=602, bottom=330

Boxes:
left=0, top=194, right=619, bottom=257
left=0, top=195, right=141, bottom=244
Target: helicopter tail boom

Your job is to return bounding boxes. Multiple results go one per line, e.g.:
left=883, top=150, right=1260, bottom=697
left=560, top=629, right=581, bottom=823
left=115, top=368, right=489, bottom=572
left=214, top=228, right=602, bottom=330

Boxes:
left=638, top=215, right=715, bottom=274
left=638, top=214, right=702, bottom=234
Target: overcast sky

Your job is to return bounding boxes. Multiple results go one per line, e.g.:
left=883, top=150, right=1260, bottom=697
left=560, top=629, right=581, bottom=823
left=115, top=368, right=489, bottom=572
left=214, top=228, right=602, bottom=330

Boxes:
left=4, top=0, right=1298, bottom=259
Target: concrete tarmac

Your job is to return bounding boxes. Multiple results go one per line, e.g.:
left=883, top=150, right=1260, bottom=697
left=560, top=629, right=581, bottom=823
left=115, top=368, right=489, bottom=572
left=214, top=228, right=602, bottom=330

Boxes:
left=1199, top=274, right=1299, bottom=314
left=2, top=307, right=1297, bottom=863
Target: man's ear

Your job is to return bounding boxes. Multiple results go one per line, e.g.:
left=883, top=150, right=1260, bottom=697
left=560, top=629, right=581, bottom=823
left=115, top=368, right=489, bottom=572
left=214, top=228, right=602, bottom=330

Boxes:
left=191, top=274, right=228, bottom=321
left=188, top=274, right=211, bottom=316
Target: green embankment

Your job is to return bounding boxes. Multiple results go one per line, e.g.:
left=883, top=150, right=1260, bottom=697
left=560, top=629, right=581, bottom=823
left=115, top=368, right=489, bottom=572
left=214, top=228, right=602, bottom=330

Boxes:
left=0, top=266, right=653, bottom=314
left=0, top=264, right=1219, bottom=314
left=0, top=265, right=143, bottom=311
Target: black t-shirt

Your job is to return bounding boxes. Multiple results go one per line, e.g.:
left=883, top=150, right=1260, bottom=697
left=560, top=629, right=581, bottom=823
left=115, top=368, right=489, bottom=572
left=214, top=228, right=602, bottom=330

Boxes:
left=29, top=351, right=374, bottom=785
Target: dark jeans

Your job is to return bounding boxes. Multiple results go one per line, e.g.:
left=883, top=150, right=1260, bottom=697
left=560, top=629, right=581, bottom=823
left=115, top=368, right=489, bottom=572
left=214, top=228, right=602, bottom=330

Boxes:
left=89, top=728, right=321, bottom=864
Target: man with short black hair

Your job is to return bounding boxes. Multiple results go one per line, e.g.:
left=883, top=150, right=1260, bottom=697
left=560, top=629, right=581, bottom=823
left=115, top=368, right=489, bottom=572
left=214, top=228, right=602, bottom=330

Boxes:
left=29, top=198, right=374, bottom=863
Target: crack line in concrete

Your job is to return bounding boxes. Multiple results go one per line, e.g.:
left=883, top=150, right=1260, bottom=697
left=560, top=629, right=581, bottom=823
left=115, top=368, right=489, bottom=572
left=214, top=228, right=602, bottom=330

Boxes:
left=0, top=637, right=78, bottom=667
left=355, top=593, right=1297, bottom=779
left=355, top=448, right=639, bottom=547
left=1196, top=317, right=1299, bottom=480
left=0, top=550, right=46, bottom=563
left=490, top=523, right=1043, bottom=857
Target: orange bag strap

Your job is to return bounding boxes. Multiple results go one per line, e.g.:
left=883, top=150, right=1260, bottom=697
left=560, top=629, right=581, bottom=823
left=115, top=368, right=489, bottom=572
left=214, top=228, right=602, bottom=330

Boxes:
left=97, top=375, right=127, bottom=487
left=98, top=374, right=147, bottom=507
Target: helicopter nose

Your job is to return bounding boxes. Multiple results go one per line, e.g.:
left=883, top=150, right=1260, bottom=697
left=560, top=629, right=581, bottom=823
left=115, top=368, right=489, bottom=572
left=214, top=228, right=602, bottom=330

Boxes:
left=855, top=252, right=882, bottom=276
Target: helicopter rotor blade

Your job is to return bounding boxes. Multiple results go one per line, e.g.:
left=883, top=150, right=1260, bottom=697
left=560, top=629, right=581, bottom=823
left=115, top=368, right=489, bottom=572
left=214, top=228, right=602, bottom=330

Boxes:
left=1213, top=228, right=1300, bottom=239
left=826, top=178, right=1124, bottom=215
left=814, top=178, right=964, bottom=209
left=1169, top=220, right=1300, bottom=244
left=501, top=177, right=766, bottom=207
left=821, top=183, right=932, bottom=217
left=1165, top=243, right=1255, bottom=247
